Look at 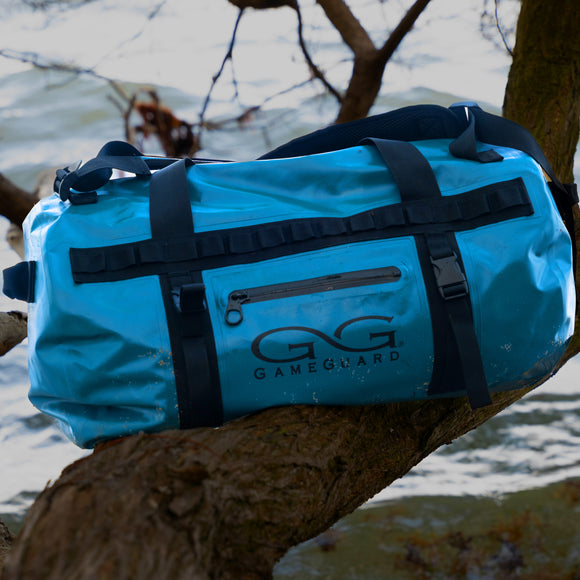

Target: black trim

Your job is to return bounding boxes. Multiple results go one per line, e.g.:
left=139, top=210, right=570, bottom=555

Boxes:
left=361, top=137, right=490, bottom=409
left=159, top=273, right=223, bottom=428
left=70, top=178, right=532, bottom=284
left=2, top=261, right=36, bottom=303
left=149, top=158, right=194, bottom=239
left=422, top=233, right=491, bottom=408
left=149, top=162, right=223, bottom=429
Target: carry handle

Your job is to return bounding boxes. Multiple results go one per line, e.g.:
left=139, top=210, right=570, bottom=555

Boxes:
left=54, top=141, right=180, bottom=204
left=359, top=138, right=441, bottom=202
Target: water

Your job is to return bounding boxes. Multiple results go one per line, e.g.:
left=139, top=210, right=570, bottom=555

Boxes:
left=0, top=0, right=579, bottom=574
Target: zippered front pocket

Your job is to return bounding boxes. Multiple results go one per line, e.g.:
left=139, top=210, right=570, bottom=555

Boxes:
left=225, top=266, right=401, bottom=326
left=202, top=238, right=434, bottom=421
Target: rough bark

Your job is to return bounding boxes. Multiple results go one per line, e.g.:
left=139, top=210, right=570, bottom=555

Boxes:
left=503, top=0, right=580, bottom=362
left=0, top=175, right=36, bottom=229
left=0, top=312, right=28, bottom=357
left=0, top=522, right=12, bottom=574
left=1, top=391, right=541, bottom=580
left=503, top=0, right=580, bottom=183
left=318, top=0, right=432, bottom=123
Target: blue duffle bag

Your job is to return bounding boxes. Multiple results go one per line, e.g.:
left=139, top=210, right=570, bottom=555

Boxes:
left=3, top=103, right=577, bottom=448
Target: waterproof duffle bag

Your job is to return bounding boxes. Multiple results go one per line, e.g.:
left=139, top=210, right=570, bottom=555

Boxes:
left=3, top=102, right=577, bottom=448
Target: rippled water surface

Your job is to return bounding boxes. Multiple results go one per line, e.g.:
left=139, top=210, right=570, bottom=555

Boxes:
left=0, top=0, right=579, bottom=574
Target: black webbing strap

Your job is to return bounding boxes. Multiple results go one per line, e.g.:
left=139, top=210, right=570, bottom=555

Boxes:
left=2, top=261, right=36, bottom=303
left=448, top=108, right=504, bottom=164
left=426, top=233, right=492, bottom=408
left=359, top=138, right=441, bottom=202
left=261, top=103, right=577, bottom=278
left=69, top=178, right=533, bottom=283
left=149, top=160, right=223, bottom=428
left=364, top=138, right=491, bottom=409
left=149, top=159, right=194, bottom=238
left=54, top=141, right=176, bottom=205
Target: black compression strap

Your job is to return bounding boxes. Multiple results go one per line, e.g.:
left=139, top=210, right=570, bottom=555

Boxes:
left=149, top=159, right=194, bottom=239
left=359, top=138, right=441, bottom=201
left=368, top=138, right=491, bottom=409
left=448, top=109, right=504, bottom=164
left=159, top=273, right=223, bottom=428
left=149, top=161, right=223, bottom=428
left=70, top=178, right=533, bottom=283
left=425, top=233, right=492, bottom=408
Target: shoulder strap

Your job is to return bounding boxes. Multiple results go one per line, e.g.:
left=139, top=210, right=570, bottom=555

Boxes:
left=259, top=104, right=462, bottom=160
left=263, top=102, right=578, bottom=276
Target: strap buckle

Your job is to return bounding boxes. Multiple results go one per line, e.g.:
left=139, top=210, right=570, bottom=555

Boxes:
left=430, top=253, right=468, bottom=299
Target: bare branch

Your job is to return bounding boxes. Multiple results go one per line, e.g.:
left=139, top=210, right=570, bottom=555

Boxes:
left=494, top=0, right=514, bottom=56
left=378, top=0, right=433, bottom=64
left=0, top=174, right=37, bottom=227
left=316, top=0, right=376, bottom=56
left=0, top=312, right=28, bottom=357
left=228, top=0, right=297, bottom=8
left=294, top=3, right=343, bottom=103
left=199, top=9, right=245, bottom=128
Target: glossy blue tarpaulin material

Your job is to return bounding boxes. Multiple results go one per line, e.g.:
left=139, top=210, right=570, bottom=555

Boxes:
left=13, top=105, right=576, bottom=448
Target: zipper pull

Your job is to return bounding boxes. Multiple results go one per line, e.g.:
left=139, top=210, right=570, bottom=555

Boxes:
left=225, top=290, right=248, bottom=326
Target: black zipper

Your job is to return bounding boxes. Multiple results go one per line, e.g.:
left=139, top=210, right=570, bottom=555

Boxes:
left=224, top=266, right=401, bottom=326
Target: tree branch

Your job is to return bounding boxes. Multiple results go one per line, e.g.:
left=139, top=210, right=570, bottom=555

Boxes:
left=227, top=0, right=297, bottom=9
left=0, top=311, right=28, bottom=357
left=294, top=3, right=343, bottom=103
left=378, top=0, right=433, bottom=64
left=2, top=389, right=540, bottom=580
left=199, top=8, right=245, bottom=129
left=0, top=175, right=36, bottom=228
left=316, top=0, right=376, bottom=56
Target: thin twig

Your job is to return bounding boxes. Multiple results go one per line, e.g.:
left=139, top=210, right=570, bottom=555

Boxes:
left=294, top=4, right=342, bottom=103
left=495, top=0, right=513, bottom=56
left=199, top=9, right=245, bottom=128
left=0, top=49, right=122, bottom=90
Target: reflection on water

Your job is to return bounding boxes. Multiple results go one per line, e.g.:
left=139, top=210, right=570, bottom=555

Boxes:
left=377, top=357, right=580, bottom=502
left=0, top=2, right=579, bottom=575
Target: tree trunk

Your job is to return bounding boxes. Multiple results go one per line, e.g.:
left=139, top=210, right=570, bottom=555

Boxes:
left=0, top=175, right=36, bottom=229
left=503, top=0, right=580, bottom=361
left=336, top=52, right=385, bottom=123
left=1, top=392, right=541, bottom=580
left=503, top=0, right=580, bottom=183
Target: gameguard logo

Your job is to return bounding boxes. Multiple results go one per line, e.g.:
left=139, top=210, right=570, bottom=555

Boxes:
left=251, top=315, right=399, bottom=380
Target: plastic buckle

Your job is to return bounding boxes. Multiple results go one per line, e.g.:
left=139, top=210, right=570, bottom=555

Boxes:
left=430, top=254, right=468, bottom=299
